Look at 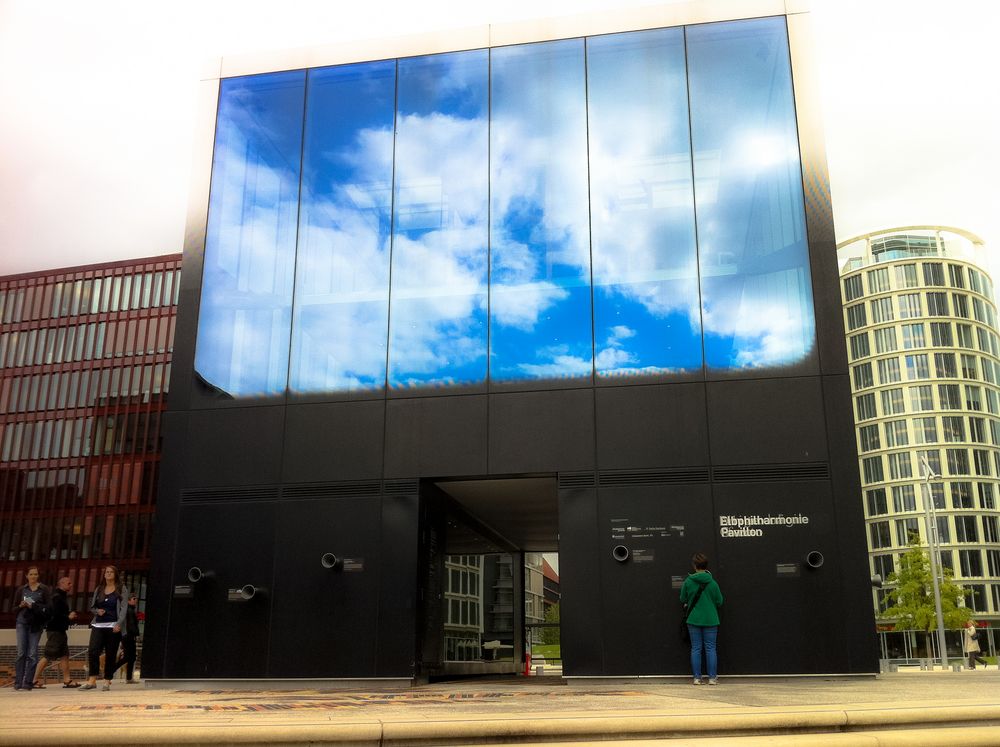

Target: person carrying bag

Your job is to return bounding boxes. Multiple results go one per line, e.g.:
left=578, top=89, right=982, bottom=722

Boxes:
left=679, top=552, right=724, bottom=686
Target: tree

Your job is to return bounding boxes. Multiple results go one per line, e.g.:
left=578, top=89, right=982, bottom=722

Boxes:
left=878, top=536, right=972, bottom=658
left=541, top=602, right=560, bottom=645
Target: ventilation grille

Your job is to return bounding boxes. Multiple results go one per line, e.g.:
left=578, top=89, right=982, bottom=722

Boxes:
left=180, top=486, right=279, bottom=503
left=282, top=481, right=381, bottom=500
left=711, top=462, right=829, bottom=483
left=383, top=479, right=419, bottom=495
left=599, top=468, right=710, bottom=486
left=558, top=472, right=596, bottom=489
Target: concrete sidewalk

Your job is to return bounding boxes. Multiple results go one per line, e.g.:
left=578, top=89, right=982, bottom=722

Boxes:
left=3, top=672, right=1000, bottom=746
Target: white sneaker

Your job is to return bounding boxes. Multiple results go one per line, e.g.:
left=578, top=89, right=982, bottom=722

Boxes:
left=693, top=678, right=703, bottom=685
left=709, top=678, right=719, bottom=685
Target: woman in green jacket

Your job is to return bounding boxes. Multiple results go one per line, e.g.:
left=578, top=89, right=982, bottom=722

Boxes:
left=680, top=552, right=724, bottom=685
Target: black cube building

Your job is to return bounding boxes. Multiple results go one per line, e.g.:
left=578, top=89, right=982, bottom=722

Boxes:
left=144, top=2, right=876, bottom=682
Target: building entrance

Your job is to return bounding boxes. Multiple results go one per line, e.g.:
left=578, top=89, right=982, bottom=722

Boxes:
left=417, top=477, right=559, bottom=679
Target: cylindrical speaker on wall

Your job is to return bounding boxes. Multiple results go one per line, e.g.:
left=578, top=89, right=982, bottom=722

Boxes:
left=238, top=584, right=262, bottom=601
left=187, top=567, right=213, bottom=583
left=321, top=553, right=343, bottom=570
left=612, top=545, right=630, bottom=563
left=805, top=551, right=825, bottom=569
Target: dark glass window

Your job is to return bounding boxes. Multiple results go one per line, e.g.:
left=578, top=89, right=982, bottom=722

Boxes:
left=850, top=332, right=871, bottom=360
left=866, top=488, right=887, bottom=515
left=846, top=304, right=867, bottom=330
left=929, top=322, right=952, bottom=347
left=949, top=264, right=965, bottom=288
left=870, top=521, right=891, bottom=549
left=960, top=551, right=983, bottom=577
left=843, top=274, right=863, bottom=301
left=859, top=424, right=880, bottom=452
left=855, top=392, right=876, bottom=420
left=922, top=263, right=944, bottom=286
left=873, top=554, right=894, bottom=580
left=939, top=384, right=961, bottom=409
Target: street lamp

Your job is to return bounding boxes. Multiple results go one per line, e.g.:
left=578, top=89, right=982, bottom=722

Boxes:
left=920, top=455, right=949, bottom=668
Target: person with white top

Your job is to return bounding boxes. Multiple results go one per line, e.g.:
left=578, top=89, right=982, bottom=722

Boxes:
left=81, top=565, right=128, bottom=691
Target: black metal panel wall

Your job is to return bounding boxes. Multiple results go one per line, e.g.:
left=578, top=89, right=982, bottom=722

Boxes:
left=489, top=390, right=595, bottom=474
left=384, top=395, right=488, bottom=479
left=376, top=493, right=421, bottom=676
left=712, top=480, right=839, bottom=674
left=596, top=483, right=715, bottom=675
left=595, top=383, right=710, bottom=469
left=282, top=401, right=385, bottom=482
left=167, top=501, right=276, bottom=678
left=269, top=497, right=382, bottom=677
left=557, top=485, right=602, bottom=676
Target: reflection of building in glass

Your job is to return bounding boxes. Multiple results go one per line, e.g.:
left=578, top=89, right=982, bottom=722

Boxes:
left=444, top=554, right=554, bottom=660
left=484, top=555, right=514, bottom=647
left=525, top=553, right=545, bottom=645
left=542, top=557, right=561, bottom=610
left=839, top=228, right=1000, bottom=642
left=0, top=255, right=180, bottom=625
left=146, top=4, right=876, bottom=681
left=443, top=555, right=483, bottom=662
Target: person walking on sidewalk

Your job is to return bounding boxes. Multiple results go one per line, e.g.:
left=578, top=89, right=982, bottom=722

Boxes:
left=82, top=565, right=129, bottom=691
left=110, top=593, right=141, bottom=683
left=964, top=619, right=989, bottom=669
left=680, top=552, right=724, bottom=686
left=32, top=576, right=80, bottom=688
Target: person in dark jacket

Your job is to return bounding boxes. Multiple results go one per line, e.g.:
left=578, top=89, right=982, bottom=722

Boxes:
left=32, top=576, right=80, bottom=688
left=110, top=593, right=141, bottom=683
left=679, top=552, right=724, bottom=686
left=14, top=566, right=51, bottom=690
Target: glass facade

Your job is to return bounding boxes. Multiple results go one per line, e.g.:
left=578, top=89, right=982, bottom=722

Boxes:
left=194, top=16, right=816, bottom=398
left=0, top=256, right=179, bottom=625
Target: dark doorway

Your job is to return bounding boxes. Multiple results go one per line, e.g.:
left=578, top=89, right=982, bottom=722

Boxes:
left=417, top=476, right=559, bottom=679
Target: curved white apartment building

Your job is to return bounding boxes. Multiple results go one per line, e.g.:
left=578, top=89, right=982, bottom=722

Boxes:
left=839, top=227, right=1000, bottom=656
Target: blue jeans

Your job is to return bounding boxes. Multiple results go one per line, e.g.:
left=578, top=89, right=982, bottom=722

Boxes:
left=688, top=624, right=718, bottom=680
left=15, top=620, right=43, bottom=688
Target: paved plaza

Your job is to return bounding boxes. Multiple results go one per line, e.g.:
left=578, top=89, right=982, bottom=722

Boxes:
left=3, top=671, right=1000, bottom=745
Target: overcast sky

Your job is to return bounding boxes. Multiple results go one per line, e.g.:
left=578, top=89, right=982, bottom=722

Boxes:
left=0, top=0, right=997, bottom=277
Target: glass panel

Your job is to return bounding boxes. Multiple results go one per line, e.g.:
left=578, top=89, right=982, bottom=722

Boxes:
left=289, top=61, right=396, bottom=394
left=194, top=71, right=306, bottom=396
left=490, top=39, right=592, bottom=383
left=387, top=50, right=489, bottom=389
left=587, top=28, right=700, bottom=378
left=686, top=17, right=814, bottom=370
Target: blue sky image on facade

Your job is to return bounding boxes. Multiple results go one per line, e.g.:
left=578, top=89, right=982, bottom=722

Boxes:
left=193, top=16, right=816, bottom=397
